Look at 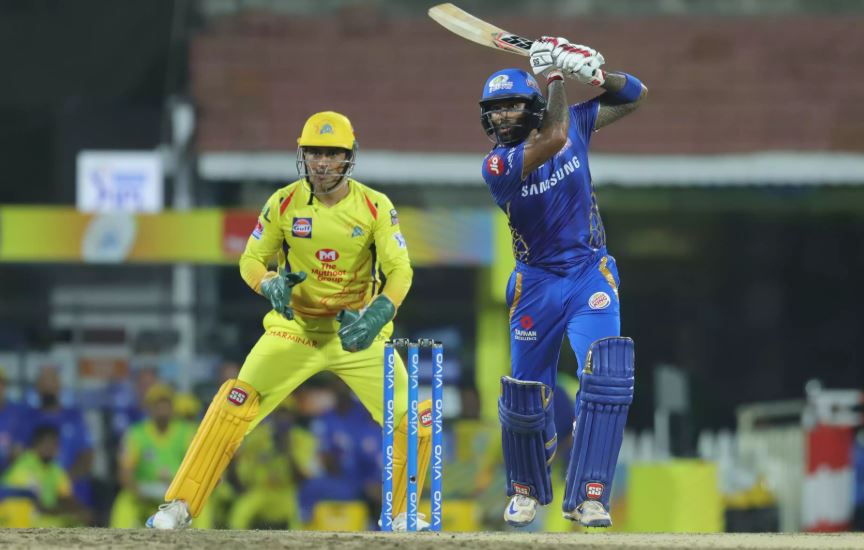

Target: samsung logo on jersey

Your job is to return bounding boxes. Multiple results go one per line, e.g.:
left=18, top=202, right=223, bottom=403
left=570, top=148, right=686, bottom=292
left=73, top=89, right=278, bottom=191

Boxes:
left=521, top=156, right=581, bottom=197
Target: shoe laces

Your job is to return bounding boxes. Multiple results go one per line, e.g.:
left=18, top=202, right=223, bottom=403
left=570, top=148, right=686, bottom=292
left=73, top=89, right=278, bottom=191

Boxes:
left=580, top=500, right=607, bottom=514
left=514, top=495, right=536, bottom=507
left=158, top=500, right=187, bottom=515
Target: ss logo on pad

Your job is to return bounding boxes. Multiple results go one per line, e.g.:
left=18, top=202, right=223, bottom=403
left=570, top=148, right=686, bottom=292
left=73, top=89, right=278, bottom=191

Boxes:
left=228, top=387, right=248, bottom=406
left=586, top=482, right=604, bottom=500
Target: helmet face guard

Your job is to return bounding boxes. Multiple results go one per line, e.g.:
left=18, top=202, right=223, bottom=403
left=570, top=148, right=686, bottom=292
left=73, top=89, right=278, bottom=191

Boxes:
left=296, top=111, right=358, bottom=194
left=480, top=95, right=546, bottom=147
left=479, top=69, right=546, bottom=147
left=295, top=144, right=358, bottom=194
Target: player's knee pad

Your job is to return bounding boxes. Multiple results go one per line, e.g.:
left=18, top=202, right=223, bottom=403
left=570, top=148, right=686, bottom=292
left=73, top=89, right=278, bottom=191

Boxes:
left=498, top=376, right=556, bottom=505
left=563, top=337, right=635, bottom=512
left=166, top=379, right=260, bottom=517
left=391, top=398, right=433, bottom=517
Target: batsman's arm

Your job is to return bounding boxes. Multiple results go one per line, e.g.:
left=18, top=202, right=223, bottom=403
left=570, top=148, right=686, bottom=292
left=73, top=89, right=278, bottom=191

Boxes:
left=240, top=193, right=285, bottom=294
left=521, top=72, right=570, bottom=178
left=594, top=72, right=648, bottom=131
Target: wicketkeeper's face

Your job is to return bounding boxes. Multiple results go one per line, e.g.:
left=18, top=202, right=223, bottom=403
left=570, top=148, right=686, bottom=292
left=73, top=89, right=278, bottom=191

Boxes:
left=303, top=147, right=351, bottom=186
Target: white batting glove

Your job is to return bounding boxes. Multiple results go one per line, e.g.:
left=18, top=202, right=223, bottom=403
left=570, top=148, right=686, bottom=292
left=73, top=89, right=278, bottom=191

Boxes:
left=529, top=36, right=569, bottom=75
left=572, top=56, right=606, bottom=86
left=555, top=44, right=606, bottom=86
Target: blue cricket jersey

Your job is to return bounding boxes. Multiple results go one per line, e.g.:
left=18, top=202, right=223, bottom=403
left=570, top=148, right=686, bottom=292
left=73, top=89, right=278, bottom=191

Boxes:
left=481, top=99, right=605, bottom=270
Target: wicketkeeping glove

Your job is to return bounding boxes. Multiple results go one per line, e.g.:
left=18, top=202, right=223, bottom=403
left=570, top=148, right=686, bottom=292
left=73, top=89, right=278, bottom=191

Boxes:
left=337, top=296, right=396, bottom=352
left=260, top=268, right=307, bottom=320
left=529, top=36, right=569, bottom=76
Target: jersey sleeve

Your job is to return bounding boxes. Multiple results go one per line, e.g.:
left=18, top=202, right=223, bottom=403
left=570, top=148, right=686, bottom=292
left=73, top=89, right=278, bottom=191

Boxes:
left=371, top=193, right=413, bottom=308
left=569, top=99, right=601, bottom=146
left=481, top=144, right=524, bottom=206
left=239, top=192, right=285, bottom=294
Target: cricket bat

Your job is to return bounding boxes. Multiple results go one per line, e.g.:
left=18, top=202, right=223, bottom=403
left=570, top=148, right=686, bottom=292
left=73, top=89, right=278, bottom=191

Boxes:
left=427, top=3, right=533, bottom=56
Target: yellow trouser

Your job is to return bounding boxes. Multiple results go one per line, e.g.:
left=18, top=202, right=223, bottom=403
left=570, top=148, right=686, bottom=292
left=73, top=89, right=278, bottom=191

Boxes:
left=241, top=320, right=408, bottom=432
left=166, top=317, right=410, bottom=518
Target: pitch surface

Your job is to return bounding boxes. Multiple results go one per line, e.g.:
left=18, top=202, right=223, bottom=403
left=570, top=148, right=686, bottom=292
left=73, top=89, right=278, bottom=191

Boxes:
left=1, top=529, right=863, bottom=550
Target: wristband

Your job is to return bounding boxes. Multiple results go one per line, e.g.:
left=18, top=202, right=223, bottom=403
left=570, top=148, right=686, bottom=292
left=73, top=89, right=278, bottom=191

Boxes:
left=546, top=70, right=564, bottom=85
left=604, top=73, right=643, bottom=104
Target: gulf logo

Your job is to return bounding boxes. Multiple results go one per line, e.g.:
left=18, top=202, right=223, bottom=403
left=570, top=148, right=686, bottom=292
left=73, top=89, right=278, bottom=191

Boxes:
left=316, top=249, right=339, bottom=262
left=292, top=217, right=312, bottom=238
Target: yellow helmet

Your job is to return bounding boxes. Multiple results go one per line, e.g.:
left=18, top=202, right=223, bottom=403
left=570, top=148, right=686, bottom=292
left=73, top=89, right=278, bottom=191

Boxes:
left=296, top=111, right=358, bottom=189
left=297, top=111, right=356, bottom=150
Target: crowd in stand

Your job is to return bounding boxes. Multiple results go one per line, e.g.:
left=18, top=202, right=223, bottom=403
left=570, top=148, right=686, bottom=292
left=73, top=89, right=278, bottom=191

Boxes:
left=0, top=363, right=388, bottom=529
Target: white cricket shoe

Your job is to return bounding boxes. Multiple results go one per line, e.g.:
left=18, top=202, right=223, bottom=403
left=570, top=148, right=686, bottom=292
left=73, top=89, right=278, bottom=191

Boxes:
left=503, top=494, right=538, bottom=527
left=391, top=511, right=431, bottom=531
left=146, top=500, right=192, bottom=529
left=563, top=499, right=612, bottom=528
left=379, top=512, right=431, bottom=531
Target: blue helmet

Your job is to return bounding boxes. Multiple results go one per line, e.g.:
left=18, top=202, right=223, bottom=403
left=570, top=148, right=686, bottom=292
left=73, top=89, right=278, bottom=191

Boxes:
left=479, top=68, right=547, bottom=147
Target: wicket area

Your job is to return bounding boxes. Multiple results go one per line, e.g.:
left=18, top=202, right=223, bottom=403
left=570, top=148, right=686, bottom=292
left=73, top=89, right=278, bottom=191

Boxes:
left=382, top=338, right=444, bottom=532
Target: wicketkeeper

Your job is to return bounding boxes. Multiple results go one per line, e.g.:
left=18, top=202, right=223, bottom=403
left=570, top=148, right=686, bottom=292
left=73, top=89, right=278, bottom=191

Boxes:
left=147, top=111, right=433, bottom=531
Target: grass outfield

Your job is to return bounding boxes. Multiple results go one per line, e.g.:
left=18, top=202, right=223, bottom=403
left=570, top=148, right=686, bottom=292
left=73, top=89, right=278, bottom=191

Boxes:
left=0, top=530, right=862, bottom=550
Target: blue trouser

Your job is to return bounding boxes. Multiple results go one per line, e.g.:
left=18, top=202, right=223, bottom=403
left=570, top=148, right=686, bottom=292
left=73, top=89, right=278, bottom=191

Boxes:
left=506, top=250, right=621, bottom=385
left=499, top=250, right=624, bottom=507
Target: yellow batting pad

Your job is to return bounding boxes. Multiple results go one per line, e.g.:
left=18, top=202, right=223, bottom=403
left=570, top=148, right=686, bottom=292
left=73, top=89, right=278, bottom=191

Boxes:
left=165, top=379, right=260, bottom=517
left=391, top=398, right=433, bottom=518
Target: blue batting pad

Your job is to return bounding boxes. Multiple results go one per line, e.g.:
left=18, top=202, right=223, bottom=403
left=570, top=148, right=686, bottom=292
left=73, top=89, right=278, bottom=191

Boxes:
left=562, top=337, right=635, bottom=512
left=498, top=376, right=557, bottom=505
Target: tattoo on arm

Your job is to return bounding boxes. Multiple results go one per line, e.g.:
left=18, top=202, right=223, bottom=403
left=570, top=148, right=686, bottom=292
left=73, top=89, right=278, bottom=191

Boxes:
left=545, top=80, right=568, bottom=129
left=594, top=72, right=647, bottom=131
left=595, top=102, right=640, bottom=130
left=521, top=79, right=570, bottom=178
left=600, top=73, right=627, bottom=94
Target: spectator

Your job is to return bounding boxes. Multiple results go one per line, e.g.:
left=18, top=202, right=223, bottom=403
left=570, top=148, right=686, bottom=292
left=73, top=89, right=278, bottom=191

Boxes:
left=109, top=383, right=210, bottom=528
left=108, top=367, right=160, bottom=441
left=0, top=366, right=27, bottom=473
left=19, top=367, right=94, bottom=510
left=227, top=397, right=311, bottom=529
left=301, top=377, right=381, bottom=525
left=173, top=392, right=202, bottom=422
left=2, top=424, right=90, bottom=526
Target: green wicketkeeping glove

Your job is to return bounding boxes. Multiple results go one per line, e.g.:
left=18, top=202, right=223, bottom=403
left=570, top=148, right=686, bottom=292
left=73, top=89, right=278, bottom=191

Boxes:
left=260, top=269, right=307, bottom=320
left=337, top=296, right=396, bottom=352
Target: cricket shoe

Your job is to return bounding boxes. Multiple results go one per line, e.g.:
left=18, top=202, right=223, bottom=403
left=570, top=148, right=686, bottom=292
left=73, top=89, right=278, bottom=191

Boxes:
left=380, top=512, right=431, bottom=531
left=503, top=494, right=538, bottom=527
left=146, top=499, right=192, bottom=529
left=563, top=499, right=612, bottom=528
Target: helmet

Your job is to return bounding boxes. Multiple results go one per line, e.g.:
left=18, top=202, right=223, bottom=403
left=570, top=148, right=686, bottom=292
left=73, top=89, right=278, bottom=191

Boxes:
left=296, top=111, right=358, bottom=191
left=478, top=69, right=546, bottom=147
left=297, top=111, right=356, bottom=150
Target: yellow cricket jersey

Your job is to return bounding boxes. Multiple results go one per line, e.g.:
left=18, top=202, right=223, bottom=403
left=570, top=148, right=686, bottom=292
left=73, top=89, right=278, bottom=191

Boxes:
left=239, top=178, right=413, bottom=326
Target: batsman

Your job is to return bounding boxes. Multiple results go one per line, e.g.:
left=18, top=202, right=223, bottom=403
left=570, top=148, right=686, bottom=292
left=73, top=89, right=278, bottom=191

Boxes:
left=479, top=39, right=646, bottom=527
left=147, top=111, right=433, bottom=531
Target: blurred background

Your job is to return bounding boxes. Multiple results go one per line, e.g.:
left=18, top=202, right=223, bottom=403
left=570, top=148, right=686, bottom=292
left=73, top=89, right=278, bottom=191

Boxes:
left=0, top=0, right=862, bottom=533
